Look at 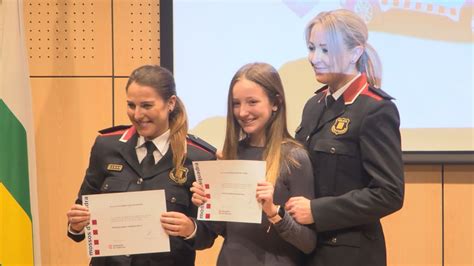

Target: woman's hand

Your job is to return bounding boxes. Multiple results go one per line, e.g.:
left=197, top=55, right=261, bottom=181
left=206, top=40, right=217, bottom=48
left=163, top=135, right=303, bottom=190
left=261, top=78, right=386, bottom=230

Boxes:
left=285, top=196, right=314, bottom=224
left=190, top=181, right=207, bottom=206
left=256, top=181, right=278, bottom=217
left=66, top=204, right=90, bottom=233
left=160, top=212, right=195, bottom=238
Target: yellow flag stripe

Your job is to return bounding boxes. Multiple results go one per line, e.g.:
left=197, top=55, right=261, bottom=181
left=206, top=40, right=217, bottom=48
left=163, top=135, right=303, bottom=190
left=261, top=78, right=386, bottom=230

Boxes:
left=0, top=183, right=34, bottom=265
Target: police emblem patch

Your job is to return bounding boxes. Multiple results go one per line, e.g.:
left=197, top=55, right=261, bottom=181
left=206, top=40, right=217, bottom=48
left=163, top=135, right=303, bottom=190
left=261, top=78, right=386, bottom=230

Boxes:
left=169, top=166, right=189, bottom=185
left=106, top=164, right=123, bottom=172
left=331, top=118, right=350, bottom=135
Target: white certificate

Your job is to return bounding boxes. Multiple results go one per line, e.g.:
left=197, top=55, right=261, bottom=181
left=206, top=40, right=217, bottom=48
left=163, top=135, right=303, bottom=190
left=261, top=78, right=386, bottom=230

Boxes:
left=193, top=160, right=265, bottom=223
left=82, top=190, right=170, bottom=257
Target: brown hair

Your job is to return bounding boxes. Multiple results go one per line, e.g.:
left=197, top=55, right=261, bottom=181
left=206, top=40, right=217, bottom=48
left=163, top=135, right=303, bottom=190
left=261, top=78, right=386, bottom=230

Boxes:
left=305, top=9, right=382, bottom=88
left=126, top=65, right=188, bottom=173
left=222, top=63, right=302, bottom=184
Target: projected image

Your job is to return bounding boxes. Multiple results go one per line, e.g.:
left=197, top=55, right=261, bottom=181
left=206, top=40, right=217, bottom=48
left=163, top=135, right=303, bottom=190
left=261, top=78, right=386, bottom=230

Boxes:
left=341, top=0, right=473, bottom=42
left=174, top=0, right=473, bottom=151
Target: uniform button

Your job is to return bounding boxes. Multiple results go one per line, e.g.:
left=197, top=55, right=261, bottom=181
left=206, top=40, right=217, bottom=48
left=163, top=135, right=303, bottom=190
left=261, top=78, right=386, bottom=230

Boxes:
left=170, top=197, right=177, bottom=203
left=306, top=136, right=310, bottom=141
left=125, top=254, right=130, bottom=257
left=331, top=237, right=337, bottom=244
left=136, top=178, right=143, bottom=185
left=103, top=184, right=109, bottom=190
left=330, top=147, right=336, bottom=154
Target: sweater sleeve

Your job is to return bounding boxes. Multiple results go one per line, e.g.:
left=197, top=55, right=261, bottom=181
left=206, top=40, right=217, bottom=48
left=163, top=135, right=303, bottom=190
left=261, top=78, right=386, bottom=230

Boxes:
left=273, top=147, right=317, bottom=254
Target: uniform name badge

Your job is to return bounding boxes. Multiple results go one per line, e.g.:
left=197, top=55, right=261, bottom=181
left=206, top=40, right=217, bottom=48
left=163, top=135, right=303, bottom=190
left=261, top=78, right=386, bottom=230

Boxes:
left=331, top=117, right=350, bottom=135
left=169, top=166, right=188, bottom=185
left=107, top=164, right=123, bottom=172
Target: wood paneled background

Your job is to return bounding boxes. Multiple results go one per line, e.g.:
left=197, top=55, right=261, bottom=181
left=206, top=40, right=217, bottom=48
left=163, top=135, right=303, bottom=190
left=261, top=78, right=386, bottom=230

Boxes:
left=23, top=1, right=473, bottom=265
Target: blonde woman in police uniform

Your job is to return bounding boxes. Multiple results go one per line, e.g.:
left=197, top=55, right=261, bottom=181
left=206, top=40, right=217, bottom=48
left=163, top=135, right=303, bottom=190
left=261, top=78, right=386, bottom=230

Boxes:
left=66, top=65, right=215, bottom=266
left=285, top=10, right=404, bottom=266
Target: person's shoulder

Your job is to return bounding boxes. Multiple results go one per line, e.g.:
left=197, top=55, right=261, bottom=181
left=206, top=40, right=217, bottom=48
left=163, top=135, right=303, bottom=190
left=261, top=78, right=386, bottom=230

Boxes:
left=282, top=140, right=308, bottom=160
left=361, top=86, right=395, bottom=102
left=98, top=125, right=132, bottom=137
left=187, top=134, right=216, bottom=160
left=94, top=125, right=136, bottom=146
left=314, top=84, right=329, bottom=95
left=303, top=85, right=327, bottom=107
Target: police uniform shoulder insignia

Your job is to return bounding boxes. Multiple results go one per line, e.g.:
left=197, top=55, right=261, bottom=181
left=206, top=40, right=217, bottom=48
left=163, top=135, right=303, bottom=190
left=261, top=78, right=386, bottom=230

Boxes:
left=187, top=134, right=217, bottom=155
left=368, top=86, right=394, bottom=100
left=98, top=125, right=132, bottom=135
left=331, top=118, right=350, bottom=135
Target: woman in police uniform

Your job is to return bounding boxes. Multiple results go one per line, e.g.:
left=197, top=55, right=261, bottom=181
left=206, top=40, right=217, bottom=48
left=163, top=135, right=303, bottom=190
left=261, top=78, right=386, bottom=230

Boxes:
left=285, top=10, right=404, bottom=266
left=66, top=65, right=215, bottom=266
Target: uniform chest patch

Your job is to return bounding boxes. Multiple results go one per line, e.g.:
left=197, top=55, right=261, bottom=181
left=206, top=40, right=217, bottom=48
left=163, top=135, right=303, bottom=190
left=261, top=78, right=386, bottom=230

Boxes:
left=107, top=164, right=123, bottom=172
left=169, top=166, right=189, bottom=185
left=331, top=118, right=350, bottom=135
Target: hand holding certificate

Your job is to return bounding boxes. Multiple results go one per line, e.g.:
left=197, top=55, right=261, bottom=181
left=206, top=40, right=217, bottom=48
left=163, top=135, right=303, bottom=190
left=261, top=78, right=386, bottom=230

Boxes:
left=192, top=160, right=266, bottom=223
left=82, top=190, right=170, bottom=257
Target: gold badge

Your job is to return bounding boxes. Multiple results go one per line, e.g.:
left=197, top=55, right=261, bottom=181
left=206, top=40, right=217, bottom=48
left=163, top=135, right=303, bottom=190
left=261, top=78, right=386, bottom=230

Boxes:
left=331, top=118, right=350, bottom=135
left=107, top=164, right=123, bottom=172
left=169, top=166, right=188, bottom=185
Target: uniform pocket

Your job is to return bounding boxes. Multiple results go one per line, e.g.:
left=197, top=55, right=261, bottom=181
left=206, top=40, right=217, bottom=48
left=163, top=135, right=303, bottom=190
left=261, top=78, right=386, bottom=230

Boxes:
left=313, top=139, right=357, bottom=157
left=320, top=230, right=361, bottom=248
left=100, top=178, right=131, bottom=193
left=165, top=188, right=190, bottom=213
left=312, top=139, right=361, bottom=196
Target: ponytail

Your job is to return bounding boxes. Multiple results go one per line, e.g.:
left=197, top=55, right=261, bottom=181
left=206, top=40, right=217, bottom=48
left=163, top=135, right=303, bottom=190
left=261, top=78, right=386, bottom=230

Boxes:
left=358, top=43, right=382, bottom=88
left=169, top=96, right=188, bottom=173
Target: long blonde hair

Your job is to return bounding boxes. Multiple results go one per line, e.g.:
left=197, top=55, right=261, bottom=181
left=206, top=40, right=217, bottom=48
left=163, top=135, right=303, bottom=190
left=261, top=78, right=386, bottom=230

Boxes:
left=222, top=63, right=301, bottom=184
left=126, top=65, right=188, bottom=173
left=305, top=9, right=382, bottom=88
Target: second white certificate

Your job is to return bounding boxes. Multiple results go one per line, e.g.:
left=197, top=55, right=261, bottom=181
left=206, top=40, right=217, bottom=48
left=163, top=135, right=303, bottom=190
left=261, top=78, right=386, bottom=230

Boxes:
left=193, top=160, right=266, bottom=223
left=82, top=190, right=170, bottom=257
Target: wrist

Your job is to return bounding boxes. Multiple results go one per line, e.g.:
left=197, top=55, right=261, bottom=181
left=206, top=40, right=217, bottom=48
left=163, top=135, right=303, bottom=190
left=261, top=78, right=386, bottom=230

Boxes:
left=186, top=217, right=195, bottom=235
left=266, top=205, right=279, bottom=218
left=268, top=205, right=285, bottom=224
left=184, top=218, right=197, bottom=240
left=68, top=223, right=85, bottom=235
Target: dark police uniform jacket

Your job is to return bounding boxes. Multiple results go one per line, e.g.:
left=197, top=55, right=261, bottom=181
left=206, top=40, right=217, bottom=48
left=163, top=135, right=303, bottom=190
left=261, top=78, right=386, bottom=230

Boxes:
left=67, top=125, right=216, bottom=266
left=295, top=74, right=404, bottom=266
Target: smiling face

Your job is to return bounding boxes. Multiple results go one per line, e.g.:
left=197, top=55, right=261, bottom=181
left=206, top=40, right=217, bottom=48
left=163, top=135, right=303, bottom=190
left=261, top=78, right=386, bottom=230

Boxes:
left=307, top=23, right=359, bottom=91
left=232, top=78, right=276, bottom=147
left=126, top=82, right=176, bottom=140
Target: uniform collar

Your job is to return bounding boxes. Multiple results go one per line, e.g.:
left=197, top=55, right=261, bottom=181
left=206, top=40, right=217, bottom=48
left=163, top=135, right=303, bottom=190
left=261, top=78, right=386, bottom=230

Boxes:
left=316, top=73, right=369, bottom=105
left=136, top=129, right=171, bottom=156
left=328, top=72, right=361, bottom=101
left=341, top=73, right=368, bottom=105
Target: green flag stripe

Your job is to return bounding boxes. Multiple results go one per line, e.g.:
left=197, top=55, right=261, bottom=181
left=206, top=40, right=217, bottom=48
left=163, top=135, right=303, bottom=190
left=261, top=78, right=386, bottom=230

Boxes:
left=0, top=99, right=31, bottom=219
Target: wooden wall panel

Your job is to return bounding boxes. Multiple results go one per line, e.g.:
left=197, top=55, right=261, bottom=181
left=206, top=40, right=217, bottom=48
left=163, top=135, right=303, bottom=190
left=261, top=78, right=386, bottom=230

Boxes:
left=31, top=78, right=112, bottom=265
left=114, top=0, right=161, bottom=76
left=24, top=0, right=112, bottom=76
left=444, top=165, right=474, bottom=266
left=383, top=165, right=443, bottom=265
left=114, top=78, right=130, bottom=125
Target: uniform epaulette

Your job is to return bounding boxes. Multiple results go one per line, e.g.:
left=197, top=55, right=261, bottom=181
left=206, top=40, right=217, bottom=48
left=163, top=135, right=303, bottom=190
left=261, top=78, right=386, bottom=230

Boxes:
left=368, top=86, right=394, bottom=100
left=98, top=125, right=132, bottom=135
left=314, top=85, right=329, bottom=94
left=187, top=134, right=217, bottom=155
